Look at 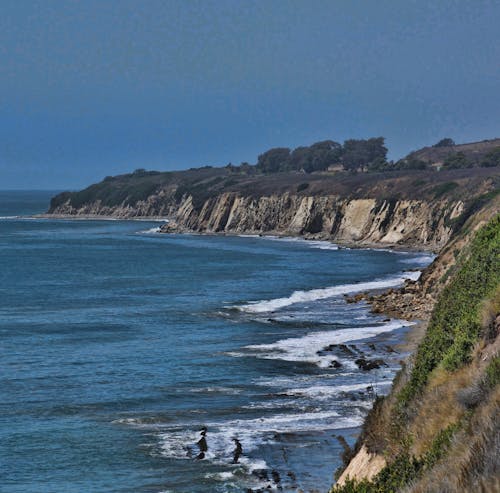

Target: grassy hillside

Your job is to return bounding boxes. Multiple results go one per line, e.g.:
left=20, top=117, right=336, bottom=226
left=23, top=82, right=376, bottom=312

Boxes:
left=332, top=214, right=500, bottom=492
left=49, top=165, right=500, bottom=214
left=405, top=138, right=500, bottom=169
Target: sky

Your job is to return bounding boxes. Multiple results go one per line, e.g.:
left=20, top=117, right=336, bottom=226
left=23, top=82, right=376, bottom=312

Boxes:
left=1, top=0, right=499, bottom=189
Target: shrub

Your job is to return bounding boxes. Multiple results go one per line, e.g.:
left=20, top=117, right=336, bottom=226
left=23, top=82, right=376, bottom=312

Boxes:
left=442, top=152, right=472, bottom=169
left=479, top=146, right=500, bottom=168
left=434, top=138, right=455, bottom=147
left=432, top=181, right=459, bottom=198
left=398, top=214, right=500, bottom=405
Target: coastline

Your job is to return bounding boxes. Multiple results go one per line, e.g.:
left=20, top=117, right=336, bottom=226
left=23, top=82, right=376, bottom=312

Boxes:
left=10, top=203, right=457, bottom=492
left=34, top=212, right=439, bottom=253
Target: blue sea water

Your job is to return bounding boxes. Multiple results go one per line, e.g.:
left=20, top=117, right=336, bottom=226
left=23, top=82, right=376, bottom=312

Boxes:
left=0, top=191, right=432, bottom=493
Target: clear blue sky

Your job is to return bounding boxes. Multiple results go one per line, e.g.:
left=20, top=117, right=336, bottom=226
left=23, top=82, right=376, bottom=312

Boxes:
left=1, top=0, right=499, bottom=189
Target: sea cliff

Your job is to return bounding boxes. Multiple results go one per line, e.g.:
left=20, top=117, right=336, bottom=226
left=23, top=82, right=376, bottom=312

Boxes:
left=48, top=166, right=500, bottom=250
left=159, top=194, right=461, bottom=250
left=331, top=196, right=500, bottom=492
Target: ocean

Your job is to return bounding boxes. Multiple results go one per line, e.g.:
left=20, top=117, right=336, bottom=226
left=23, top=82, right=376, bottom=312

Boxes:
left=0, top=191, right=433, bottom=492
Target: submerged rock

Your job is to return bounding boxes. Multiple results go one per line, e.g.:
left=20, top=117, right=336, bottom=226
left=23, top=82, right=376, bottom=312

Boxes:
left=355, top=358, right=387, bottom=371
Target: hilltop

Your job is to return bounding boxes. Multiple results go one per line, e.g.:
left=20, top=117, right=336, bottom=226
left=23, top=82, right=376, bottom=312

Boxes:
left=49, top=136, right=500, bottom=214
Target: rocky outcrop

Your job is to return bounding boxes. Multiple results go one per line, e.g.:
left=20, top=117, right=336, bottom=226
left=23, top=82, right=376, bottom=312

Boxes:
left=164, top=193, right=462, bottom=250
left=50, top=191, right=464, bottom=249
left=336, top=445, right=386, bottom=487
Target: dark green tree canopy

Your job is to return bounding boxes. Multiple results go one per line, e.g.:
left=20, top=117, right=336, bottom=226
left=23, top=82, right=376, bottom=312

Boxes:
left=256, top=147, right=291, bottom=173
left=434, top=138, right=455, bottom=147
left=341, top=137, right=388, bottom=171
left=289, top=140, right=342, bottom=172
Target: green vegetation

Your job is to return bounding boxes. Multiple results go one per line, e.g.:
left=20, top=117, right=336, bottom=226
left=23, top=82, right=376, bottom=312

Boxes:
left=50, top=171, right=173, bottom=210
left=342, top=138, right=388, bottom=172
left=255, top=138, right=387, bottom=173
left=442, top=151, right=472, bottom=169
left=431, top=181, right=459, bottom=198
left=333, top=214, right=500, bottom=493
left=480, top=146, right=500, bottom=167
left=484, top=355, right=500, bottom=388
left=433, top=137, right=455, bottom=147
left=399, top=214, right=500, bottom=405
left=333, top=424, right=459, bottom=493
left=390, top=156, right=429, bottom=171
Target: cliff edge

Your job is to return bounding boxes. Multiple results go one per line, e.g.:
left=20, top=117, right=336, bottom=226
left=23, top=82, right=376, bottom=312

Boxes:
left=331, top=199, right=500, bottom=493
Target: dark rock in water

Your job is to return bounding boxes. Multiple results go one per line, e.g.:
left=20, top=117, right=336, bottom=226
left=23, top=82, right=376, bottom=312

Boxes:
left=383, top=318, right=391, bottom=322
left=287, top=471, right=297, bottom=482
left=368, top=343, right=377, bottom=351
left=329, top=359, right=342, bottom=368
left=271, top=470, right=282, bottom=489
left=355, top=357, right=387, bottom=371
left=253, top=469, right=269, bottom=481
left=385, top=345, right=397, bottom=353
left=317, top=343, right=337, bottom=356
left=337, top=344, right=356, bottom=356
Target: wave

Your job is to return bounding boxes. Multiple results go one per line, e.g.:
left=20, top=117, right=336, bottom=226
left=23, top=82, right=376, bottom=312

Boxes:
left=139, top=226, right=162, bottom=234
left=238, top=234, right=339, bottom=251
left=235, top=319, right=411, bottom=368
left=399, top=253, right=436, bottom=265
left=285, top=381, right=391, bottom=400
left=236, top=271, right=420, bottom=313
left=157, top=409, right=361, bottom=461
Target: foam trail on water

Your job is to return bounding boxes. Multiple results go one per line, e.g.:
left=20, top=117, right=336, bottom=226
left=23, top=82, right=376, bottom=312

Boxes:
left=238, top=319, right=411, bottom=367
left=237, top=271, right=420, bottom=313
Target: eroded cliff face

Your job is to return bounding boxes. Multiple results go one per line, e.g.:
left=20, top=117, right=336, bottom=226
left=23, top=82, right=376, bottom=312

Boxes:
left=165, top=193, right=463, bottom=250
left=50, top=191, right=464, bottom=249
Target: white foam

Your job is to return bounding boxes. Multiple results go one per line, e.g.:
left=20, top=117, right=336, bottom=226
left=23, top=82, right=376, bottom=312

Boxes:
left=238, top=319, right=410, bottom=367
left=205, top=471, right=235, bottom=481
left=140, top=226, right=161, bottom=234
left=285, top=382, right=390, bottom=400
left=238, top=234, right=339, bottom=251
left=157, top=408, right=362, bottom=464
left=236, top=271, right=420, bottom=314
left=187, top=386, right=242, bottom=395
left=399, top=254, right=436, bottom=265
left=306, top=240, right=339, bottom=250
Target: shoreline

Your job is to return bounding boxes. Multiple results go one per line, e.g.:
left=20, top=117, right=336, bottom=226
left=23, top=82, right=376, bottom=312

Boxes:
left=32, top=213, right=439, bottom=253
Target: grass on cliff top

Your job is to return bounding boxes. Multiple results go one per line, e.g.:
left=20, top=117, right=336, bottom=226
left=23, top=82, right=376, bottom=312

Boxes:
left=49, top=166, right=500, bottom=212
left=398, top=213, right=500, bottom=406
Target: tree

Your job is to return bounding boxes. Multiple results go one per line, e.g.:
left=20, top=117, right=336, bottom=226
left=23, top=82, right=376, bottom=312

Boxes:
left=391, top=157, right=429, bottom=171
left=307, top=140, right=343, bottom=172
left=256, top=147, right=291, bottom=173
left=342, top=137, right=388, bottom=172
left=434, top=138, right=455, bottom=147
